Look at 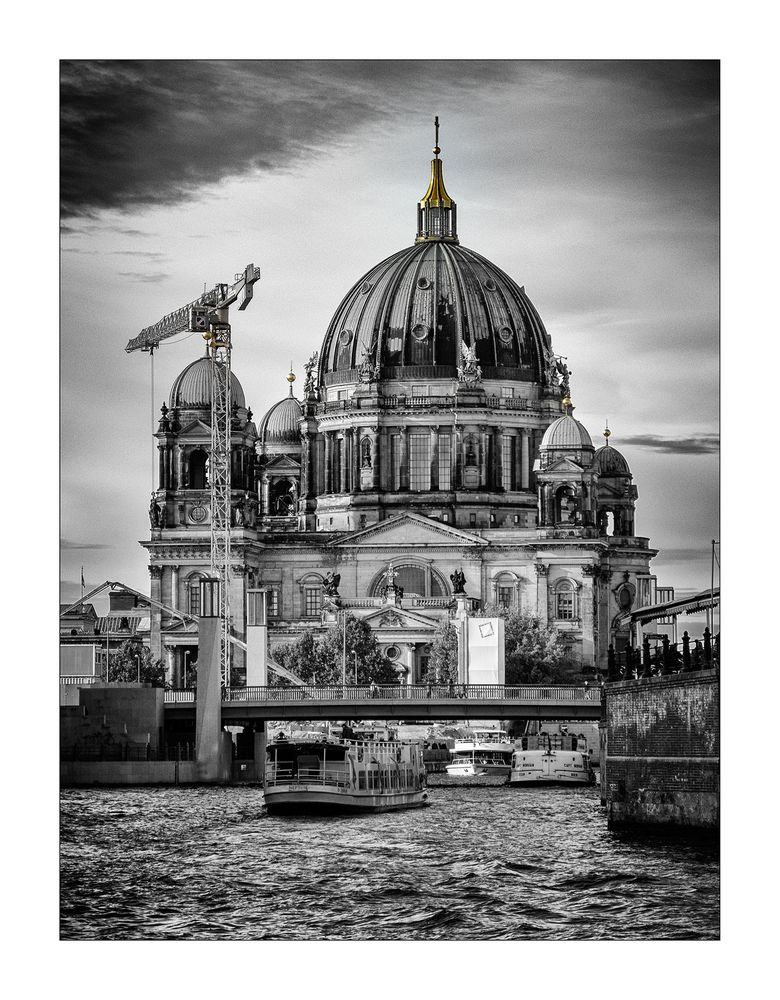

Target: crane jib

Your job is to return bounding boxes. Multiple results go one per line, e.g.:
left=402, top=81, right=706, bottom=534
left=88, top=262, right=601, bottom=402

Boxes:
left=124, top=264, right=260, bottom=353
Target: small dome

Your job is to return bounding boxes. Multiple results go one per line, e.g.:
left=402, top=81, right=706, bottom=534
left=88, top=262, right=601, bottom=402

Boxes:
left=540, top=413, right=594, bottom=452
left=593, top=444, right=631, bottom=476
left=258, top=393, right=302, bottom=446
left=169, top=354, right=246, bottom=409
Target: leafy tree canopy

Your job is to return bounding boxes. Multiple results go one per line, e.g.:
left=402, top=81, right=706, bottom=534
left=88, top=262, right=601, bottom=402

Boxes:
left=483, top=606, right=575, bottom=684
left=428, top=618, right=459, bottom=684
left=270, top=615, right=398, bottom=686
left=108, top=639, right=166, bottom=687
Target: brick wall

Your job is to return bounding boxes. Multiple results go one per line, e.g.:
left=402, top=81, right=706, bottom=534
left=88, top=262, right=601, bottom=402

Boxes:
left=604, top=669, right=719, bottom=830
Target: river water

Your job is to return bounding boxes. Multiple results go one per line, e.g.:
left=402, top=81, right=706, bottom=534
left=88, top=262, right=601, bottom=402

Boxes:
left=60, top=783, right=719, bottom=940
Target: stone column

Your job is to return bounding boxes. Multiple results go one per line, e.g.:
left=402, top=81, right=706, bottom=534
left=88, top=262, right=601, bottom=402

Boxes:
left=261, top=474, right=270, bottom=517
left=521, top=429, right=530, bottom=490
left=324, top=431, right=333, bottom=494
left=371, top=428, right=380, bottom=490
left=176, top=445, right=184, bottom=490
left=494, top=427, right=504, bottom=490
left=171, top=565, right=179, bottom=611
left=158, top=444, right=166, bottom=490
left=479, top=426, right=488, bottom=488
left=352, top=427, right=361, bottom=492
left=149, top=564, right=163, bottom=659
left=430, top=425, right=439, bottom=490
left=399, top=427, right=409, bottom=491
left=164, top=646, right=175, bottom=688
left=454, top=425, right=463, bottom=489
left=339, top=432, right=349, bottom=493
left=535, top=563, right=549, bottom=619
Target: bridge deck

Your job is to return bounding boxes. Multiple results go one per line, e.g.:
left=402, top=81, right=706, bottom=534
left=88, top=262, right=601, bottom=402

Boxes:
left=163, top=684, right=603, bottom=722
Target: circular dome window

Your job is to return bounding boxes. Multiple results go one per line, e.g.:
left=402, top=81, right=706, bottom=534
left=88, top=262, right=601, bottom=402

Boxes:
left=498, top=326, right=513, bottom=344
left=483, top=278, right=497, bottom=292
left=339, top=329, right=353, bottom=346
left=411, top=324, right=429, bottom=342
left=417, top=276, right=431, bottom=289
left=386, top=645, right=401, bottom=660
left=360, top=281, right=372, bottom=294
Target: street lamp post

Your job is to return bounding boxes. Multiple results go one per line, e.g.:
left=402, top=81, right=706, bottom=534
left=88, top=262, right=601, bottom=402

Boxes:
left=135, top=654, right=141, bottom=684
left=351, top=649, right=358, bottom=686
left=183, top=650, right=190, bottom=689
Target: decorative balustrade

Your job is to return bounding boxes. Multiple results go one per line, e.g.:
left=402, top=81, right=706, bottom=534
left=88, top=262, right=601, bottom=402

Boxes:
left=60, top=675, right=100, bottom=686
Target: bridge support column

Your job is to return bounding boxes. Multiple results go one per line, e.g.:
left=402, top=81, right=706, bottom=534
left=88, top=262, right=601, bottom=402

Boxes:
left=254, top=725, right=267, bottom=784
left=195, top=586, right=230, bottom=783
left=246, top=589, right=268, bottom=687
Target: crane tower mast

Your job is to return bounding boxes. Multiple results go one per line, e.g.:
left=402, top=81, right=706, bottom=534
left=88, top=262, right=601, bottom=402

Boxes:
left=126, top=264, right=261, bottom=685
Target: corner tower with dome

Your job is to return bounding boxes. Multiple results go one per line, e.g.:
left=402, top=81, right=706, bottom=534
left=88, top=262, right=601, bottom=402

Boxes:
left=144, top=126, right=659, bottom=682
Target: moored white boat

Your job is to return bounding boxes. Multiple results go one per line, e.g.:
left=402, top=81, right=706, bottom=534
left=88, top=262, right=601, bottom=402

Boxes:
left=445, top=728, right=514, bottom=777
left=264, top=733, right=429, bottom=814
left=508, top=734, right=596, bottom=786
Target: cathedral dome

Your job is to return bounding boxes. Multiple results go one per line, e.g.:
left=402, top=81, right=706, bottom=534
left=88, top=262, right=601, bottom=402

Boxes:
left=319, top=243, right=551, bottom=387
left=593, top=443, right=631, bottom=476
left=540, top=412, right=594, bottom=452
left=318, top=135, right=551, bottom=389
left=258, top=387, right=302, bottom=446
left=169, top=353, right=246, bottom=409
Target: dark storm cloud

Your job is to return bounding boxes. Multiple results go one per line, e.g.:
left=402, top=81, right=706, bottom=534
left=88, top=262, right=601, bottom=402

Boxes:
left=60, top=60, right=717, bottom=218
left=653, top=549, right=716, bottom=567
left=117, top=271, right=172, bottom=283
left=61, top=539, right=113, bottom=550
left=620, top=433, right=719, bottom=455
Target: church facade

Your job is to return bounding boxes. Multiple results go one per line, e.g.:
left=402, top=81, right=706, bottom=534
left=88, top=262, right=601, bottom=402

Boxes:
left=142, top=136, right=658, bottom=684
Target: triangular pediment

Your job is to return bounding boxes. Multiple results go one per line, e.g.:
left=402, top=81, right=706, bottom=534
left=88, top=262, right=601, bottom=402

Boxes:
left=330, top=512, right=487, bottom=548
left=361, top=605, right=440, bottom=629
left=541, top=457, right=586, bottom=475
left=264, top=455, right=301, bottom=472
left=176, top=418, right=212, bottom=438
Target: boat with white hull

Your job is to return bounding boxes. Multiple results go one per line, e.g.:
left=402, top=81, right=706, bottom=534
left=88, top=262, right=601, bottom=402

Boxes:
left=509, top=735, right=596, bottom=787
left=445, top=728, right=514, bottom=777
left=264, top=734, right=429, bottom=814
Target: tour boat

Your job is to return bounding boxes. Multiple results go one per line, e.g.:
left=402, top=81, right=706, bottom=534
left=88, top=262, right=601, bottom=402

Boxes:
left=445, top=728, right=514, bottom=777
left=508, top=734, right=596, bottom=787
left=264, top=733, right=429, bottom=814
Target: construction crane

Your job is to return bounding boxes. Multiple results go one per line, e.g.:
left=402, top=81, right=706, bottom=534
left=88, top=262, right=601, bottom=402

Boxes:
left=126, top=264, right=261, bottom=685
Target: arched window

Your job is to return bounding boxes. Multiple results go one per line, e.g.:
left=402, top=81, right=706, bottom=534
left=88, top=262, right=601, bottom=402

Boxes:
left=298, top=573, right=324, bottom=618
left=370, top=563, right=447, bottom=598
left=554, top=579, right=577, bottom=621
left=187, top=573, right=207, bottom=616
left=493, top=572, right=519, bottom=610
left=189, top=449, right=208, bottom=490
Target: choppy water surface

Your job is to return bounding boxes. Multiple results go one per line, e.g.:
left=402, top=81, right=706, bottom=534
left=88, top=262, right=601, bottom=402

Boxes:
left=61, top=784, right=718, bottom=940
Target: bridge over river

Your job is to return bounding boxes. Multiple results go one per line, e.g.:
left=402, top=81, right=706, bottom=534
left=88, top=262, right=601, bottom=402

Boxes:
left=163, top=683, right=603, bottom=723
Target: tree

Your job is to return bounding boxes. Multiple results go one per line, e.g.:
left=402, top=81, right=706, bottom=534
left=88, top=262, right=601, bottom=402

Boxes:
left=483, top=605, right=575, bottom=684
left=429, top=618, right=459, bottom=684
left=268, top=616, right=397, bottom=685
left=500, top=610, right=573, bottom=684
left=107, top=639, right=166, bottom=687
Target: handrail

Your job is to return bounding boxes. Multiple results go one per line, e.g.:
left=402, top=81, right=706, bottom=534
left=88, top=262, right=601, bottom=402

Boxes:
left=204, top=684, right=601, bottom=704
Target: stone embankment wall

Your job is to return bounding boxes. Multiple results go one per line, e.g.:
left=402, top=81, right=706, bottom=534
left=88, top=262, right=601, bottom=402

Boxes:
left=603, top=669, right=719, bottom=830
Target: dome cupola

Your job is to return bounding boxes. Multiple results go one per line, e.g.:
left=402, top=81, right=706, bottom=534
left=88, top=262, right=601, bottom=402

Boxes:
left=258, top=369, right=303, bottom=448
left=169, top=350, right=246, bottom=410
left=593, top=423, right=631, bottom=476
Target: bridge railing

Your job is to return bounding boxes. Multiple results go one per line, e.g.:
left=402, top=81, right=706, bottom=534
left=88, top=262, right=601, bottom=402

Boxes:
left=162, top=684, right=602, bottom=704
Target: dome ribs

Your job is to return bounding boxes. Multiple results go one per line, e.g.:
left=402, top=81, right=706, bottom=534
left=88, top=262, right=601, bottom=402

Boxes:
left=318, top=240, right=554, bottom=388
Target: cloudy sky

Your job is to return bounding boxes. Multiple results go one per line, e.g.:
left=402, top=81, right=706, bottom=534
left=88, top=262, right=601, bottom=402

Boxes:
left=60, top=59, right=719, bottom=605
